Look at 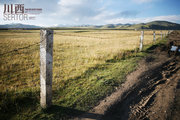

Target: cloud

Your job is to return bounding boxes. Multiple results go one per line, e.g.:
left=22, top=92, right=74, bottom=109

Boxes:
left=132, top=0, right=157, bottom=4
left=57, top=0, right=103, bottom=19
left=0, top=4, right=4, bottom=21
left=117, top=10, right=139, bottom=18
left=0, top=0, right=17, bottom=4
left=105, top=15, right=180, bottom=24
left=0, top=0, right=107, bottom=25
left=0, top=0, right=180, bottom=26
left=44, top=0, right=109, bottom=25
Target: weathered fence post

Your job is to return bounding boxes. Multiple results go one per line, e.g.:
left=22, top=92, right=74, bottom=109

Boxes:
left=40, top=29, right=53, bottom=108
left=153, top=31, right=156, bottom=42
left=139, top=31, right=144, bottom=52
left=161, top=31, right=163, bottom=40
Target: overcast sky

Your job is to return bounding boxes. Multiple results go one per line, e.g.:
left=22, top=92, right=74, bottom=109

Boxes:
left=0, top=0, right=180, bottom=26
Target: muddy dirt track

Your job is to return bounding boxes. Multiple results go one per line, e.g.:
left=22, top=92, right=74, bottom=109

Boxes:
left=74, top=32, right=180, bottom=120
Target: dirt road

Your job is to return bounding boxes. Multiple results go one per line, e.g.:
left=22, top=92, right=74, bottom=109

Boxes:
left=75, top=33, right=180, bottom=120
left=103, top=53, right=179, bottom=120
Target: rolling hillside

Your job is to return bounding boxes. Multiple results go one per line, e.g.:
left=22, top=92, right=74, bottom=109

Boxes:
left=0, top=23, right=41, bottom=29
left=0, top=21, right=180, bottom=30
left=125, top=21, right=180, bottom=30
left=82, top=21, right=180, bottom=30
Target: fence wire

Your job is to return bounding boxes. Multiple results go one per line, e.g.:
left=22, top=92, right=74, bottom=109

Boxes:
left=0, top=30, right=168, bottom=93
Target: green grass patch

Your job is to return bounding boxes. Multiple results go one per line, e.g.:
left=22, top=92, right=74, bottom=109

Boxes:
left=0, top=30, right=168, bottom=120
left=0, top=42, right=162, bottom=120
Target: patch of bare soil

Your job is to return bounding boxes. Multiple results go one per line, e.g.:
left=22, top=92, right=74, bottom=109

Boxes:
left=74, top=32, right=180, bottom=120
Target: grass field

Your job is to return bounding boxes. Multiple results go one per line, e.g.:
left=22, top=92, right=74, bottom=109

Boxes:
left=0, top=29, right=167, bottom=119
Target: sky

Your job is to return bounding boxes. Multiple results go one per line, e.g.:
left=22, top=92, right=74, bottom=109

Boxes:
left=0, top=0, right=180, bottom=26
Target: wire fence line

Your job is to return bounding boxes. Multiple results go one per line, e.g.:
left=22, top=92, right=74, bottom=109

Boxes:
left=0, top=38, right=46, bottom=57
left=0, top=30, right=168, bottom=57
left=56, top=33, right=110, bottom=39
left=0, top=30, right=169, bottom=94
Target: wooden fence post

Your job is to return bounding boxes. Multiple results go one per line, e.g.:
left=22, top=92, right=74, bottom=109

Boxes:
left=139, top=31, right=144, bottom=52
left=161, top=31, right=163, bottom=40
left=40, top=29, right=53, bottom=108
left=153, top=31, right=156, bottom=42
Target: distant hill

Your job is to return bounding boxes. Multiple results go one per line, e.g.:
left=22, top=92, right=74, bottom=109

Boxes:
left=94, top=21, right=180, bottom=30
left=99, top=23, right=132, bottom=29
left=0, top=21, right=180, bottom=30
left=101, top=24, right=116, bottom=29
left=121, top=21, right=180, bottom=30
left=91, top=21, right=180, bottom=30
left=0, top=23, right=41, bottom=29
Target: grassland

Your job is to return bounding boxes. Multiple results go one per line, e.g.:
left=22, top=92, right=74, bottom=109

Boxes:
left=0, top=29, right=167, bottom=119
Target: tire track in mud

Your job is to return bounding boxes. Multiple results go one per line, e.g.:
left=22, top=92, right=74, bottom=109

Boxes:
left=102, top=54, right=179, bottom=120
left=74, top=53, right=179, bottom=120
left=129, top=59, right=180, bottom=120
left=74, top=31, right=180, bottom=120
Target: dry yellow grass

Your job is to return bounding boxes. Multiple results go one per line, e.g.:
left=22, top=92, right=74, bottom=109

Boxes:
left=53, top=30, right=162, bottom=84
left=0, top=30, right=166, bottom=92
left=0, top=29, right=169, bottom=119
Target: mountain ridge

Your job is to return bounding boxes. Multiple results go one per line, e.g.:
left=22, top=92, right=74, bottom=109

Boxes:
left=0, top=23, right=41, bottom=29
left=0, top=21, right=180, bottom=30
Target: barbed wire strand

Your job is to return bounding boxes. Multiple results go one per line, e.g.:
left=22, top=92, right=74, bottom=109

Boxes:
left=0, top=38, right=45, bottom=57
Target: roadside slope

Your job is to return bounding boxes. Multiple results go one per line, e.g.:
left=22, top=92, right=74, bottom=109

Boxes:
left=75, top=32, right=180, bottom=120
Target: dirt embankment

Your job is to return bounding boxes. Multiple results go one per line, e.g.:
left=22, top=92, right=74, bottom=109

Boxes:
left=74, top=32, right=180, bottom=120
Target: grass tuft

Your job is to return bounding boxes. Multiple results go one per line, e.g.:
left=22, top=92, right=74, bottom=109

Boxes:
left=0, top=30, right=168, bottom=119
